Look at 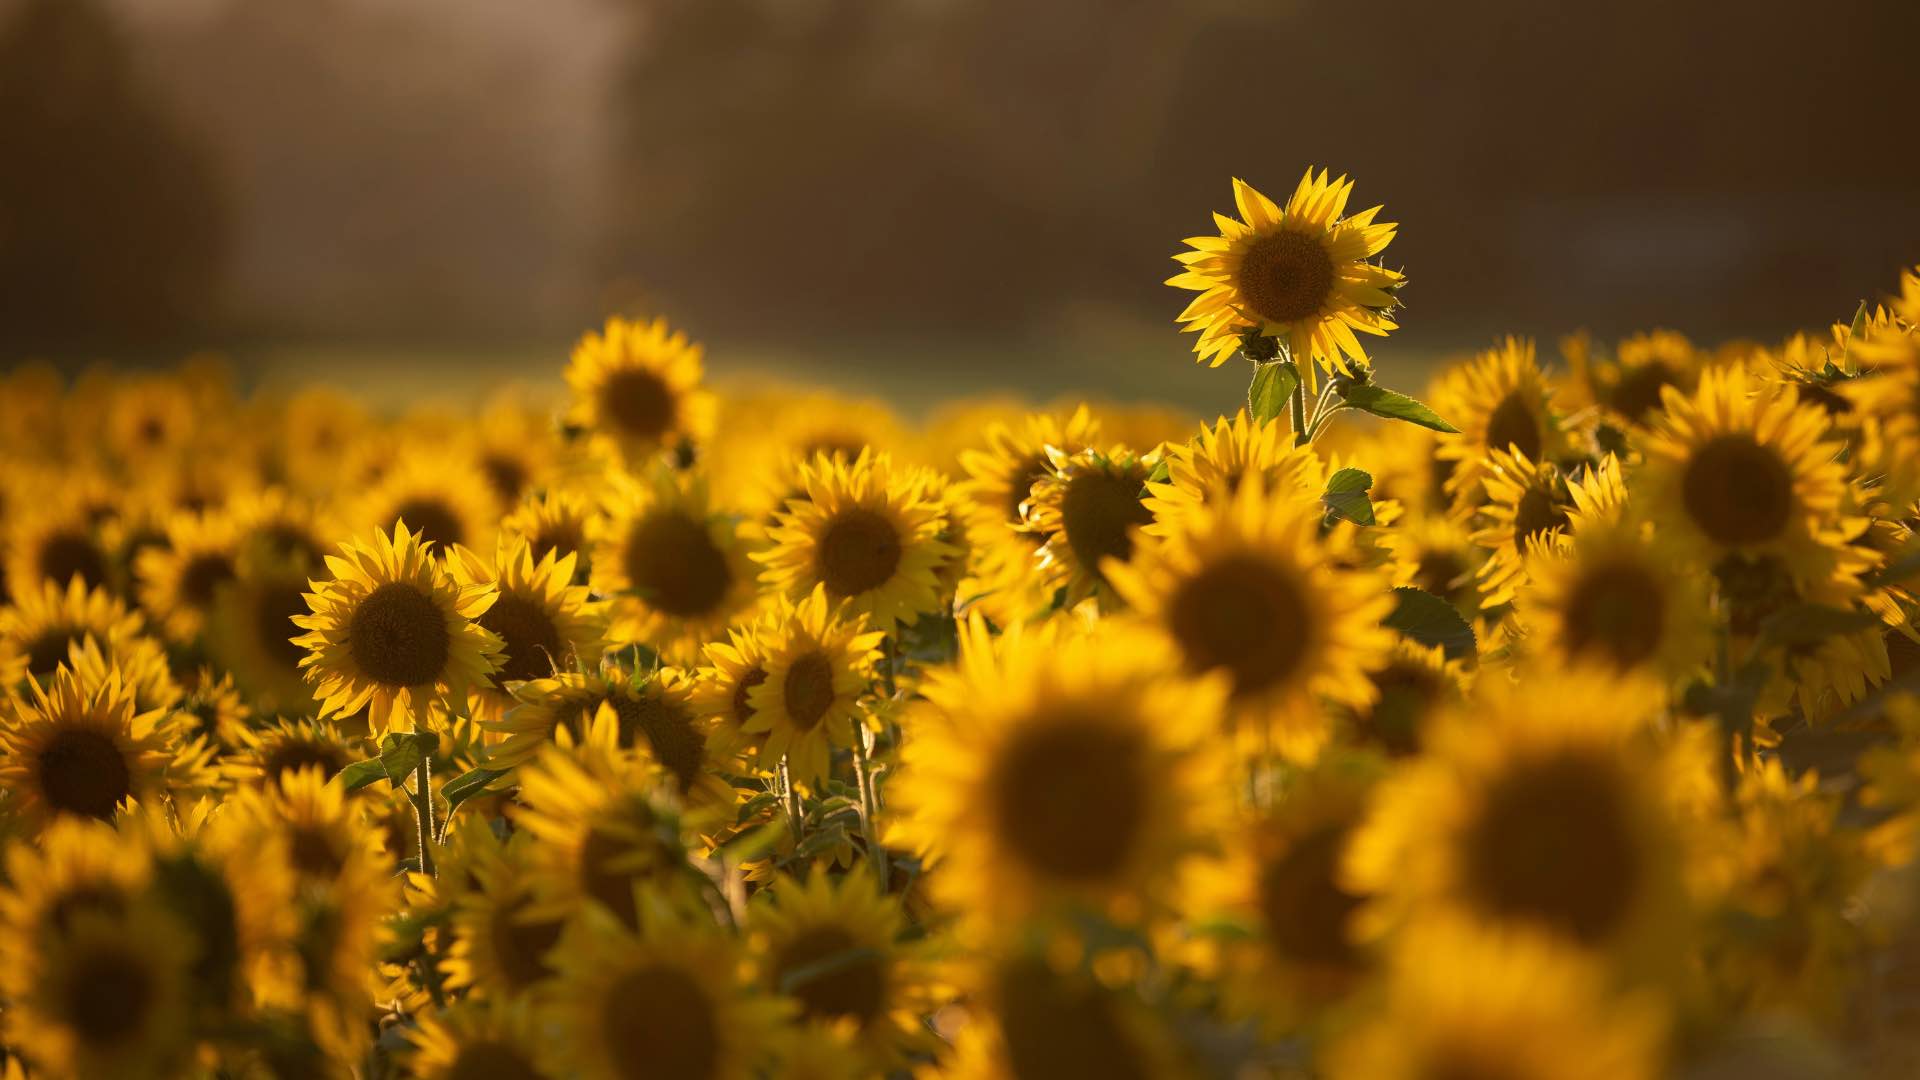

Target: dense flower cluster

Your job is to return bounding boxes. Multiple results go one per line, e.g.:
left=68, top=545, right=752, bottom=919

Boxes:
left=2, top=172, right=1920, bottom=1078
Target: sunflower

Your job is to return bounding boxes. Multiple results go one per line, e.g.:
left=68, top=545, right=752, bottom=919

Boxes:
left=739, top=586, right=884, bottom=786
left=1180, top=763, right=1380, bottom=1032
left=1470, top=448, right=1575, bottom=608
left=712, top=387, right=909, bottom=524
left=691, top=620, right=774, bottom=762
left=0, top=900, right=196, bottom=1079
left=449, top=539, right=607, bottom=711
left=592, top=466, right=759, bottom=654
left=292, top=522, right=504, bottom=734
left=439, top=828, right=568, bottom=1001
left=953, top=407, right=1103, bottom=622
left=1380, top=510, right=1483, bottom=615
left=173, top=666, right=253, bottom=750
left=597, top=665, right=738, bottom=810
left=1106, top=476, right=1394, bottom=761
left=405, top=997, right=554, bottom=1080
left=485, top=670, right=617, bottom=771
left=1323, top=918, right=1667, bottom=1080
left=889, top=617, right=1231, bottom=930
left=502, top=487, right=598, bottom=570
left=226, top=487, right=334, bottom=577
left=1021, top=445, right=1159, bottom=609
left=353, top=452, right=500, bottom=556
left=0, top=573, right=145, bottom=684
left=0, top=816, right=152, bottom=967
left=1344, top=640, right=1472, bottom=758
left=1515, top=513, right=1713, bottom=680
left=1636, top=365, right=1862, bottom=598
left=226, top=716, right=361, bottom=789
left=935, top=946, right=1190, bottom=1080
left=756, top=450, right=959, bottom=633
left=466, top=393, right=562, bottom=510
left=1596, top=328, right=1708, bottom=428
left=1141, top=410, right=1325, bottom=538
left=133, top=507, right=242, bottom=644
left=510, top=722, right=701, bottom=928
left=205, top=552, right=322, bottom=713
left=1346, top=669, right=1717, bottom=979
left=566, top=315, right=716, bottom=463
left=748, top=870, right=937, bottom=1071
left=1168, top=171, right=1403, bottom=384
left=548, top=896, right=786, bottom=1080
left=0, top=668, right=178, bottom=830
left=1436, top=337, right=1568, bottom=507
left=4, top=492, right=114, bottom=596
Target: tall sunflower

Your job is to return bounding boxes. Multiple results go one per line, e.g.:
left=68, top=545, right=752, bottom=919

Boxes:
left=448, top=539, right=607, bottom=712
left=1323, top=918, right=1667, bottom=1080
left=591, top=466, right=758, bottom=655
left=1106, top=477, right=1395, bottom=761
left=1637, top=365, right=1862, bottom=597
left=566, top=315, right=716, bottom=463
left=1346, top=669, right=1718, bottom=979
left=889, top=617, right=1231, bottom=930
left=1168, top=171, right=1403, bottom=384
left=0, top=669, right=178, bottom=830
left=756, top=450, right=959, bottom=633
left=292, top=523, right=504, bottom=733
left=742, top=585, right=885, bottom=786
left=547, top=898, right=786, bottom=1080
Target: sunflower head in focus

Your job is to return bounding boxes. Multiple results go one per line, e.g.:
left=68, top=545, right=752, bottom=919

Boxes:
left=567, top=315, right=715, bottom=464
left=592, top=465, right=758, bottom=656
left=449, top=538, right=607, bottom=710
left=748, top=869, right=937, bottom=1071
left=0, top=668, right=177, bottom=831
left=1168, top=171, right=1403, bottom=384
left=1636, top=365, right=1861, bottom=599
left=1347, top=669, right=1718, bottom=978
left=757, top=450, right=959, bottom=633
left=890, top=617, right=1231, bottom=930
left=1470, top=448, right=1576, bottom=609
left=292, top=522, right=504, bottom=733
left=1021, top=445, right=1158, bottom=609
left=1323, top=918, right=1667, bottom=1080
left=739, top=585, right=884, bottom=786
left=548, top=895, right=786, bottom=1080
left=1107, top=476, right=1395, bottom=761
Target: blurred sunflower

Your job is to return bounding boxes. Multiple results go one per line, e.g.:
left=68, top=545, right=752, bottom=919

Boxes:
left=205, top=553, right=320, bottom=713
left=1323, top=918, right=1667, bottom=1080
left=1141, top=410, right=1324, bottom=538
left=1599, top=329, right=1708, bottom=428
left=1381, top=511, right=1483, bottom=615
left=0, top=817, right=150, bottom=959
left=353, top=452, right=499, bottom=555
left=226, top=487, right=334, bottom=577
left=749, top=870, right=937, bottom=1071
left=1168, top=171, right=1403, bottom=383
left=1637, top=365, right=1861, bottom=596
left=439, top=827, right=568, bottom=1001
left=502, top=487, right=598, bottom=569
left=598, top=665, right=738, bottom=809
left=937, top=948, right=1190, bottom=1080
left=566, top=315, right=715, bottom=463
left=954, top=407, right=1102, bottom=622
left=225, top=716, right=360, bottom=790
left=1022, top=445, right=1158, bottom=608
left=757, top=451, right=959, bottom=633
left=592, top=466, right=757, bottom=654
left=890, top=617, right=1230, bottom=929
left=406, top=997, right=553, bottom=1080
left=449, top=539, right=607, bottom=711
left=1347, top=669, right=1716, bottom=977
left=133, top=507, right=241, bottom=644
left=743, top=585, right=884, bottom=786
left=0, top=668, right=178, bottom=829
left=1471, top=449, right=1575, bottom=608
left=0, top=574, right=145, bottom=683
left=1107, top=476, right=1394, bottom=760
left=548, top=898, right=785, bottom=1080
left=6, top=492, right=114, bottom=594
left=1516, top=513, right=1713, bottom=679
left=1437, top=337, right=1568, bottom=506
left=1346, top=640, right=1472, bottom=757
left=292, top=523, right=503, bottom=733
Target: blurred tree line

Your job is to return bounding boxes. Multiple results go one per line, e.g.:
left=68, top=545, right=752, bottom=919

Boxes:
left=0, top=0, right=227, bottom=351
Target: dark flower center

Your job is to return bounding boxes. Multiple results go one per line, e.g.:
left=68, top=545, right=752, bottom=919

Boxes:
left=1167, top=553, right=1311, bottom=697
left=60, top=941, right=154, bottom=1046
left=36, top=727, right=133, bottom=820
left=392, top=498, right=465, bottom=551
left=488, top=895, right=564, bottom=990
left=816, top=508, right=904, bottom=597
left=261, top=739, right=349, bottom=785
left=38, top=530, right=108, bottom=590
left=601, top=964, right=719, bottom=1080
left=447, top=1040, right=545, bottom=1080
left=1258, top=824, right=1364, bottom=970
left=1681, top=434, right=1795, bottom=546
left=1484, top=392, right=1544, bottom=462
left=599, top=368, right=675, bottom=442
left=1563, top=559, right=1667, bottom=668
left=1609, top=361, right=1678, bottom=423
left=1236, top=229, right=1336, bottom=325
left=347, top=582, right=450, bottom=687
left=1511, top=488, right=1570, bottom=548
left=781, top=651, right=837, bottom=732
left=772, top=924, right=886, bottom=1025
left=1059, top=470, right=1152, bottom=580
left=996, top=958, right=1149, bottom=1080
left=991, top=717, right=1147, bottom=883
left=479, top=592, right=565, bottom=684
left=610, top=695, right=707, bottom=796
left=624, top=511, right=732, bottom=618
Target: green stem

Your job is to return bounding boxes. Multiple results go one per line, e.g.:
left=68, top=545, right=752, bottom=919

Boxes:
left=1289, top=376, right=1309, bottom=447
left=778, top=758, right=805, bottom=846
left=412, top=755, right=435, bottom=878
left=852, top=720, right=889, bottom=889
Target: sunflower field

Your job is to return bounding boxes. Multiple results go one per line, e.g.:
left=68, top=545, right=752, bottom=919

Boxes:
left=2, top=169, right=1920, bottom=1080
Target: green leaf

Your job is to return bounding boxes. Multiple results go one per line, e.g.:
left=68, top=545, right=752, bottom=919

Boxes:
left=1247, top=361, right=1299, bottom=423
left=714, top=819, right=789, bottom=863
left=1339, top=384, right=1459, bottom=433
left=1321, top=467, right=1376, bottom=526
left=378, top=732, right=436, bottom=786
left=1383, top=587, right=1476, bottom=660
left=440, top=767, right=508, bottom=816
left=793, top=823, right=850, bottom=860
left=1143, top=457, right=1171, bottom=487
left=333, top=758, right=388, bottom=793
left=1757, top=603, right=1881, bottom=650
